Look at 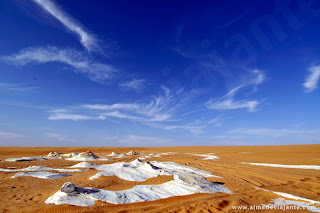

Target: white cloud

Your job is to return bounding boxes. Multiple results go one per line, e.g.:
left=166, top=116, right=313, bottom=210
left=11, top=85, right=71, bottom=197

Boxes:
left=0, top=82, right=38, bottom=93
left=80, top=87, right=184, bottom=122
left=206, top=99, right=259, bottom=112
left=207, top=115, right=225, bottom=127
left=45, top=133, right=74, bottom=142
left=0, top=131, right=24, bottom=138
left=32, top=0, right=98, bottom=51
left=83, top=103, right=140, bottom=111
left=48, top=112, right=106, bottom=121
left=47, top=87, right=206, bottom=134
left=228, top=128, right=320, bottom=137
left=1, top=46, right=115, bottom=83
left=304, top=65, right=320, bottom=93
left=119, top=79, right=145, bottom=92
left=206, top=69, right=265, bottom=112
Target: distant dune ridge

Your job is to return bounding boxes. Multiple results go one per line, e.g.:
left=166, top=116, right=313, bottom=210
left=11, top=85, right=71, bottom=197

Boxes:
left=0, top=145, right=319, bottom=212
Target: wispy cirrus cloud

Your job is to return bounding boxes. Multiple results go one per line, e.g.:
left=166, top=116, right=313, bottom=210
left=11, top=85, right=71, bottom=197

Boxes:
left=0, top=131, right=24, bottom=138
left=304, top=65, right=320, bottom=93
left=0, top=82, right=38, bottom=93
left=47, top=87, right=210, bottom=134
left=228, top=128, right=320, bottom=137
left=1, top=46, right=115, bottom=83
left=48, top=109, right=106, bottom=121
left=32, top=0, right=98, bottom=52
left=48, top=113, right=106, bottom=121
left=207, top=115, right=225, bottom=127
left=119, top=79, right=146, bottom=92
left=50, top=87, right=185, bottom=122
left=205, top=69, right=265, bottom=112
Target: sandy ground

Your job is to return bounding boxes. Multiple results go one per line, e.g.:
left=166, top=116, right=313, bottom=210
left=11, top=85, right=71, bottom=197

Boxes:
left=0, top=145, right=319, bottom=213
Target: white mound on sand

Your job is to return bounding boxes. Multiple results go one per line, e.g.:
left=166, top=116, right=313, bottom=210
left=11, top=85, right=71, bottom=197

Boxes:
left=70, top=159, right=221, bottom=182
left=241, top=162, right=320, bottom=170
left=5, top=157, right=46, bottom=162
left=5, top=151, right=106, bottom=162
left=46, top=174, right=231, bottom=206
left=188, top=153, right=220, bottom=160
left=66, top=151, right=108, bottom=161
left=47, top=152, right=63, bottom=157
left=12, top=172, right=72, bottom=179
left=108, top=152, right=128, bottom=158
left=126, top=151, right=139, bottom=155
left=70, top=162, right=96, bottom=168
left=108, top=152, right=120, bottom=156
left=0, top=165, right=85, bottom=173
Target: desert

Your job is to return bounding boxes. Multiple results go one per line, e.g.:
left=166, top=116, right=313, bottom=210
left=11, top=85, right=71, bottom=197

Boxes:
left=0, top=145, right=319, bottom=212
left=1, top=0, right=320, bottom=212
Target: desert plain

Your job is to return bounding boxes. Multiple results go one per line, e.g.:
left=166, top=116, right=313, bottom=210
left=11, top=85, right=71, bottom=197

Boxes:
left=0, top=144, right=319, bottom=213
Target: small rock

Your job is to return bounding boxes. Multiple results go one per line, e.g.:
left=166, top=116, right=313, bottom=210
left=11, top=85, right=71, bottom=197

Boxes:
left=60, top=182, right=76, bottom=193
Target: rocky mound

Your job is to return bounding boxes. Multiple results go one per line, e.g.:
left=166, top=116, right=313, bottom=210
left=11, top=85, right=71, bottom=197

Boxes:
left=126, top=151, right=139, bottom=155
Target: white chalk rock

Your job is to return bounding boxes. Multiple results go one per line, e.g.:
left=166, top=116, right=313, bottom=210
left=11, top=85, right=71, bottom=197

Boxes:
left=60, top=182, right=76, bottom=193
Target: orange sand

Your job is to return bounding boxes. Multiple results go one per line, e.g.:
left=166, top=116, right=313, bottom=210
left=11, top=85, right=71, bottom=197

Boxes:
left=0, top=145, right=319, bottom=212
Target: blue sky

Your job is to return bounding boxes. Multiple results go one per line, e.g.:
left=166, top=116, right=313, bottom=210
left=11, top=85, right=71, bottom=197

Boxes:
left=0, top=0, right=320, bottom=146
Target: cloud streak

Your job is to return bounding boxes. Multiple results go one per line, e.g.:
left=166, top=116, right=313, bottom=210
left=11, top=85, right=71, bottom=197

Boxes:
left=205, top=69, right=265, bottom=112
left=1, top=46, right=115, bottom=83
left=119, top=79, right=146, bottom=92
left=47, top=87, right=210, bottom=134
left=0, top=82, right=38, bottom=93
left=50, top=87, right=183, bottom=122
left=32, top=0, right=98, bottom=51
left=304, top=65, right=320, bottom=93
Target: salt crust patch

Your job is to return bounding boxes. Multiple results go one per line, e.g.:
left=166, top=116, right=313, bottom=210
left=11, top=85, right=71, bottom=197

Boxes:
left=256, top=187, right=320, bottom=212
left=141, top=152, right=176, bottom=159
left=45, top=174, right=231, bottom=206
left=187, top=153, right=220, bottom=160
left=70, top=159, right=221, bottom=182
left=0, top=165, right=85, bottom=172
left=5, top=157, right=46, bottom=162
left=12, top=172, right=72, bottom=179
left=242, top=162, right=320, bottom=170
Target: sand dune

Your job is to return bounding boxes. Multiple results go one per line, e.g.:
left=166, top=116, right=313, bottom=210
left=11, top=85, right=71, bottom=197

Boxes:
left=0, top=145, right=319, bottom=212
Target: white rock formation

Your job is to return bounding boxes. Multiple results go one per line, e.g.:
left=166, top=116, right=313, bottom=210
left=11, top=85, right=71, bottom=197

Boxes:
left=46, top=174, right=231, bottom=206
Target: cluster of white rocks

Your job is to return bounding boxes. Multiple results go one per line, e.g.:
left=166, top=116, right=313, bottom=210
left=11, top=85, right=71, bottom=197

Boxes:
left=46, top=159, right=231, bottom=206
